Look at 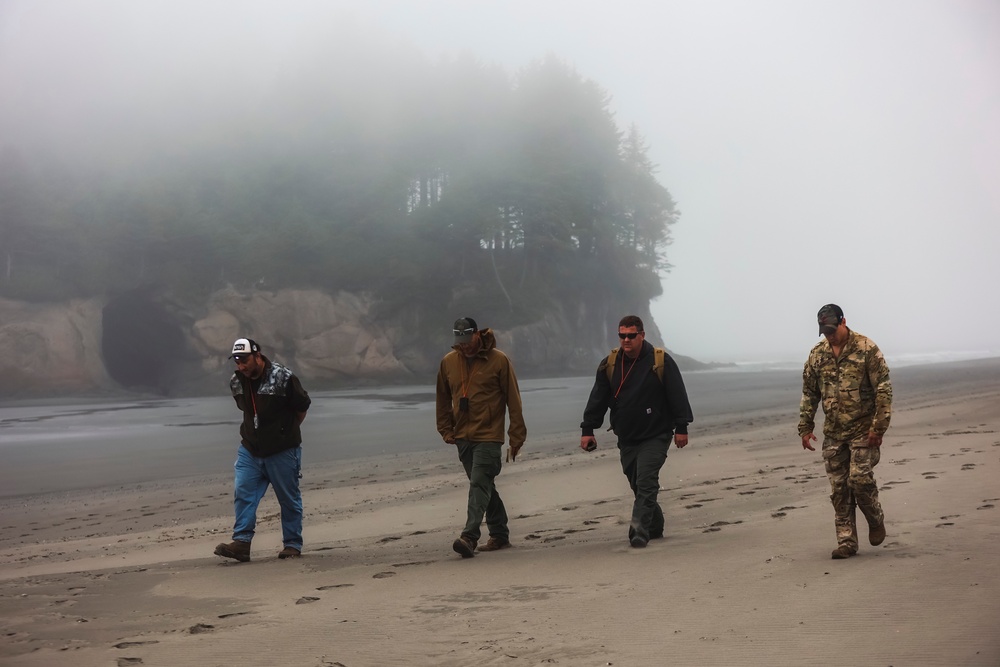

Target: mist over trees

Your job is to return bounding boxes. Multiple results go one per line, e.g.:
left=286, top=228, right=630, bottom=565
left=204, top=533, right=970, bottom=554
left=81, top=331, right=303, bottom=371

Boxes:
left=0, top=23, right=679, bottom=336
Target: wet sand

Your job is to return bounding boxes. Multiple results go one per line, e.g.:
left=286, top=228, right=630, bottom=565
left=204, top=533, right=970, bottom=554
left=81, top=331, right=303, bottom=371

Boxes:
left=1, top=359, right=998, bottom=666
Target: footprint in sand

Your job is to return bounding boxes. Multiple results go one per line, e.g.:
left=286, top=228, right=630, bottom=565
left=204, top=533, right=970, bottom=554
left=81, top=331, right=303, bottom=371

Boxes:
left=392, top=561, right=434, bottom=568
left=316, top=584, right=354, bottom=590
left=218, top=611, right=254, bottom=618
left=188, top=623, right=214, bottom=634
left=685, top=504, right=703, bottom=509
left=372, top=572, right=396, bottom=579
left=771, top=505, right=801, bottom=518
left=961, top=463, right=977, bottom=470
left=542, top=535, right=566, bottom=543
left=113, top=641, right=159, bottom=649
left=117, top=659, right=144, bottom=666
left=935, top=522, right=955, bottom=528
left=702, top=520, right=743, bottom=533
left=295, top=596, right=321, bottom=604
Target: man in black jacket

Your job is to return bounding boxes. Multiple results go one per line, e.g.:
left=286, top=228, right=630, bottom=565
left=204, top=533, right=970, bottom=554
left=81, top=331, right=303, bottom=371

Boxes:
left=214, top=338, right=311, bottom=562
left=580, top=315, right=694, bottom=548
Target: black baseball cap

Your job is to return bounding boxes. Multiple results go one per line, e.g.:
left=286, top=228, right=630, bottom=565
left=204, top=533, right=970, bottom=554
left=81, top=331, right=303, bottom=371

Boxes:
left=452, top=317, right=478, bottom=344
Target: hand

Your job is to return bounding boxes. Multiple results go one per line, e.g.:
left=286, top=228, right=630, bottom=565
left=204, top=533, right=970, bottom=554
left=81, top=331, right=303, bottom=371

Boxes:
left=444, top=435, right=456, bottom=444
left=510, top=442, right=524, bottom=460
left=801, top=433, right=817, bottom=451
left=580, top=436, right=597, bottom=452
left=674, top=434, right=688, bottom=448
left=866, top=431, right=883, bottom=448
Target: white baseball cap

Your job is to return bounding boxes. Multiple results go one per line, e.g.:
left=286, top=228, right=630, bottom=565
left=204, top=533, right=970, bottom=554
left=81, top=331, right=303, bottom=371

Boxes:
left=229, top=338, right=260, bottom=358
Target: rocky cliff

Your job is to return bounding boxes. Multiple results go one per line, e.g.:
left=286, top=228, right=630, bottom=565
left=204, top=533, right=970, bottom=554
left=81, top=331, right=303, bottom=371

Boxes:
left=0, top=288, right=712, bottom=397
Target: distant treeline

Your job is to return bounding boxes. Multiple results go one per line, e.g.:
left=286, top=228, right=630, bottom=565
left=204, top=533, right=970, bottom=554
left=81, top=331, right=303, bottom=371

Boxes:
left=0, top=42, right=679, bottom=331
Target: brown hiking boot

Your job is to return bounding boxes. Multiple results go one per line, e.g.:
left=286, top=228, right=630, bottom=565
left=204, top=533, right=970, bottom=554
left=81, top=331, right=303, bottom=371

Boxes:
left=869, top=521, right=886, bottom=546
left=478, top=537, right=511, bottom=552
left=831, top=545, right=856, bottom=559
left=278, top=546, right=301, bottom=559
left=452, top=535, right=477, bottom=558
left=214, top=540, right=251, bottom=562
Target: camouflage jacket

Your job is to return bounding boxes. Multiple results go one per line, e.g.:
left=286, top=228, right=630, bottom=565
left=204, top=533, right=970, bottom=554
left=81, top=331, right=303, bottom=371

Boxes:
left=798, top=330, right=892, bottom=441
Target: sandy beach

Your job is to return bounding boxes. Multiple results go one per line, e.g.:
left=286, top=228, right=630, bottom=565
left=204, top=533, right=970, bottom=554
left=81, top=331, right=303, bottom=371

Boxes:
left=1, top=359, right=998, bottom=666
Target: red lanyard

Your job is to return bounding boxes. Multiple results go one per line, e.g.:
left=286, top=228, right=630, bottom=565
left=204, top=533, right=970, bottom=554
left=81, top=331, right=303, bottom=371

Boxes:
left=460, top=356, right=479, bottom=397
left=614, top=353, right=638, bottom=399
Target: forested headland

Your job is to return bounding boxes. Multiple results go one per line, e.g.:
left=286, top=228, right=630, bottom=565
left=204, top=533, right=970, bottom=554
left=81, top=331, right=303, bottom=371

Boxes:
left=0, top=24, right=691, bottom=392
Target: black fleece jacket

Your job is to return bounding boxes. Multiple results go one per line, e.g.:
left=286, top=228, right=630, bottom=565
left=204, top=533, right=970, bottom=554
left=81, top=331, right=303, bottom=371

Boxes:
left=230, top=356, right=311, bottom=457
left=581, top=340, right=693, bottom=444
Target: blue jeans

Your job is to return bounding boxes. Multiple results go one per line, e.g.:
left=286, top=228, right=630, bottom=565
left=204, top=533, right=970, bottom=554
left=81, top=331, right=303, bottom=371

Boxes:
left=456, top=441, right=508, bottom=543
left=232, top=445, right=303, bottom=550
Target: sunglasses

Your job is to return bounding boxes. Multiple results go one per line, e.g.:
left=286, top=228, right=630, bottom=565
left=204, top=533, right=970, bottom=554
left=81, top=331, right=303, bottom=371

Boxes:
left=618, top=332, right=642, bottom=340
left=453, top=328, right=475, bottom=336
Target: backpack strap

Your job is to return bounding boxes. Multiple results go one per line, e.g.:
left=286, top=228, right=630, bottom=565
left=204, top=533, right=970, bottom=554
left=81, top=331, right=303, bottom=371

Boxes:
left=605, top=347, right=666, bottom=383
left=652, top=348, right=665, bottom=384
left=604, top=347, right=619, bottom=383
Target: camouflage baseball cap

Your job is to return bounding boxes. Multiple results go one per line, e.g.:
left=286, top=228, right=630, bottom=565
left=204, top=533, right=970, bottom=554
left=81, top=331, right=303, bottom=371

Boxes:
left=817, top=304, right=844, bottom=335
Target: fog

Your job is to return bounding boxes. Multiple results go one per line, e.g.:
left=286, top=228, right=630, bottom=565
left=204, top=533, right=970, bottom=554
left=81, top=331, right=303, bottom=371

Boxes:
left=2, top=0, right=998, bottom=364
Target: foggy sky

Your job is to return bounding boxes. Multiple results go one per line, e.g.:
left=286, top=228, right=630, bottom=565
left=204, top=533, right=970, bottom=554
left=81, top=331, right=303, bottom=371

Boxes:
left=2, top=0, right=998, bottom=364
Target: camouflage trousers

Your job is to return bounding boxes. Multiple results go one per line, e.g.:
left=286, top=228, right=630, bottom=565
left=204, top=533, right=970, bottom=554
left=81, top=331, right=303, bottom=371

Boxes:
left=822, top=435, right=883, bottom=552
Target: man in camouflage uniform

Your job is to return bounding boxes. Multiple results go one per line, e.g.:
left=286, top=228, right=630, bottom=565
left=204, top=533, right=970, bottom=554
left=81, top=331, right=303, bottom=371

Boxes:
left=799, top=304, right=892, bottom=560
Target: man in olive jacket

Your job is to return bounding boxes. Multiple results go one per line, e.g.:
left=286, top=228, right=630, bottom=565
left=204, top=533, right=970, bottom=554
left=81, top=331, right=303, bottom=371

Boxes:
left=436, top=318, right=526, bottom=558
left=214, top=338, right=311, bottom=563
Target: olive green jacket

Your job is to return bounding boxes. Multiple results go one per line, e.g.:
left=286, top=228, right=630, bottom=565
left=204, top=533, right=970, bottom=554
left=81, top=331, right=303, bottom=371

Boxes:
left=435, top=328, right=526, bottom=447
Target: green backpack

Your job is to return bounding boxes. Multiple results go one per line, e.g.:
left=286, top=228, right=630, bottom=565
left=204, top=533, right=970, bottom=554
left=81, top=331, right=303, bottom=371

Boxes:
left=605, top=347, right=666, bottom=384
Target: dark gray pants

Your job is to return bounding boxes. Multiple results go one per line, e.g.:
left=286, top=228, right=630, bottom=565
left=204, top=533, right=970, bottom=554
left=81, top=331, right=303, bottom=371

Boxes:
left=456, top=441, right=508, bottom=543
left=618, top=434, right=671, bottom=541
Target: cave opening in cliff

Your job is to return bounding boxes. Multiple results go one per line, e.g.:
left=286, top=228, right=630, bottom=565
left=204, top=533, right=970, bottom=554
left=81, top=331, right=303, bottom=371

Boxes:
left=102, top=293, right=186, bottom=392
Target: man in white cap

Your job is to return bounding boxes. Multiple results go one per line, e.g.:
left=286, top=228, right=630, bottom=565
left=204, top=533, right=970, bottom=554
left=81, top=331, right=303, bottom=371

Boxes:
left=214, top=338, right=311, bottom=562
